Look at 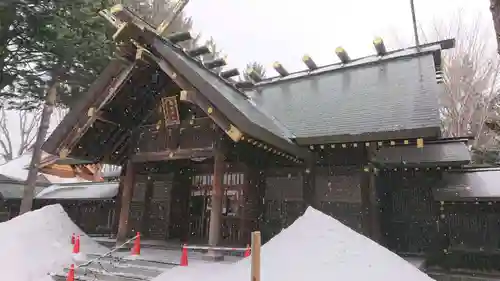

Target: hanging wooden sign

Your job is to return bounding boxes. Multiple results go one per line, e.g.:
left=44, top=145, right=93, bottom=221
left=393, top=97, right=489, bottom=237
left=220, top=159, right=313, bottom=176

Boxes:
left=160, top=96, right=180, bottom=125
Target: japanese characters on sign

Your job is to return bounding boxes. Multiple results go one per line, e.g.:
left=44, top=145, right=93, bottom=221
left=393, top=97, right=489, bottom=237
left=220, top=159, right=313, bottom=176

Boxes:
left=161, top=96, right=180, bottom=125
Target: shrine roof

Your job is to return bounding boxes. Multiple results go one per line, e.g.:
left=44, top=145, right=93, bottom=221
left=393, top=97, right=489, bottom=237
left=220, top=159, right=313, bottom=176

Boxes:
left=244, top=40, right=453, bottom=145
left=42, top=5, right=454, bottom=163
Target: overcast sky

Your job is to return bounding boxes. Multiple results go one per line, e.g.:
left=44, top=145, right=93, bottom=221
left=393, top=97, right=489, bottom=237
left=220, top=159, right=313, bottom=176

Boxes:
left=1, top=0, right=496, bottom=161
left=185, top=0, right=493, bottom=74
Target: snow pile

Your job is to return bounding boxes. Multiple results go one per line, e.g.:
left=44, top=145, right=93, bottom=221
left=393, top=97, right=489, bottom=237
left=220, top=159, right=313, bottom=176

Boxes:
left=0, top=204, right=107, bottom=281
left=154, top=207, right=433, bottom=281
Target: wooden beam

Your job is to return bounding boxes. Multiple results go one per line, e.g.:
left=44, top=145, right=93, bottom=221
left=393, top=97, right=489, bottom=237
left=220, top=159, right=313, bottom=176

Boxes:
left=116, top=160, right=136, bottom=245
left=131, top=147, right=214, bottom=162
left=179, top=90, right=242, bottom=142
left=95, top=114, right=120, bottom=126
left=58, top=63, right=136, bottom=157
left=112, top=22, right=142, bottom=43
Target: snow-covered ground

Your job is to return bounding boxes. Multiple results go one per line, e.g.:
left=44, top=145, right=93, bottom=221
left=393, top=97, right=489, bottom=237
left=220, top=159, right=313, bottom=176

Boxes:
left=0, top=204, right=107, bottom=281
left=0, top=204, right=433, bottom=281
left=152, top=207, right=433, bottom=281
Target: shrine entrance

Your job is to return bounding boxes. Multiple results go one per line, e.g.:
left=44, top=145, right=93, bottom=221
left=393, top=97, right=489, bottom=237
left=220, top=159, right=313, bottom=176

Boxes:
left=189, top=171, right=245, bottom=245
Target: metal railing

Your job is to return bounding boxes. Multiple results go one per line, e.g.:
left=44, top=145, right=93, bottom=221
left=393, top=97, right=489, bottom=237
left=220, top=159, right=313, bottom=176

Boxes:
left=50, top=234, right=142, bottom=281
left=77, top=234, right=140, bottom=269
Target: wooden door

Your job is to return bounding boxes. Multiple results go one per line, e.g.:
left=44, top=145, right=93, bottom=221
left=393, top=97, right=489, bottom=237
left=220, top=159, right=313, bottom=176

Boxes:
left=148, top=174, right=173, bottom=240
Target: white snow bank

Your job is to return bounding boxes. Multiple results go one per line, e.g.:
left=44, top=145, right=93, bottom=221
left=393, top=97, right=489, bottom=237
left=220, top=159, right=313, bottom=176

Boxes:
left=0, top=204, right=107, bottom=281
left=153, top=207, right=433, bottom=281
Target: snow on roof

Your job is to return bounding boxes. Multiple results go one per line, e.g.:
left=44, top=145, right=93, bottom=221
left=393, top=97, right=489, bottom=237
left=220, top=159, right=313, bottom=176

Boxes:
left=0, top=153, right=88, bottom=184
left=0, top=181, right=45, bottom=199
left=36, top=182, right=119, bottom=200
left=153, top=207, right=433, bottom=281
left=0, top=204, right=106, bottom=281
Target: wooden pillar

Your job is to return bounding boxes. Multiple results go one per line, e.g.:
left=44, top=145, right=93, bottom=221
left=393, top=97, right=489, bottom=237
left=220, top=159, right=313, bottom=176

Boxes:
left=302, top=158, right=317, bottom=210
left=116, top=160, right=135, bottom=245
left=208, top=147, right=224, bottom=245
left=112, top=175, right=125, bottom=236
left=361, top=147, right=381, bottom=241
left=206, top=142, right=225, bottom=260
left=368, top=167, right=381, bottom=241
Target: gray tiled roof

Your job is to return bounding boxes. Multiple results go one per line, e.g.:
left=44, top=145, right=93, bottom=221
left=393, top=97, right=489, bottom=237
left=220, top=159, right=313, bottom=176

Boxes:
left=371, top=142, right=471, bottom=166
left=246, top=49, right=442, bottom=142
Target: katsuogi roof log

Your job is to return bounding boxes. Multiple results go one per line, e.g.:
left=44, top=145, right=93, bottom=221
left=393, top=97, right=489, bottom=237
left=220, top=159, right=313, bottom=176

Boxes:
left=220, top=68, right=240, bottom=79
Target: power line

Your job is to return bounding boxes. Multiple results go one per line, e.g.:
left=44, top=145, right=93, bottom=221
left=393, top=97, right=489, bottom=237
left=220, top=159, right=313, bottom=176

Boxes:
left=410, top=0, right=420, bottom=49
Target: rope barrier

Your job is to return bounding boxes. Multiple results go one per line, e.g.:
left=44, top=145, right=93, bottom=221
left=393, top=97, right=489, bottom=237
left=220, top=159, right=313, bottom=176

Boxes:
left=77, top=234, right=140, bottom=269
left=183, top=245, right=248, bottom=252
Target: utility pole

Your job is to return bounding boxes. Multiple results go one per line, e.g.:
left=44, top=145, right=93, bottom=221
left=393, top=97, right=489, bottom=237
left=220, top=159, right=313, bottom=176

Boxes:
left=410, top=0, right=420, bottom=49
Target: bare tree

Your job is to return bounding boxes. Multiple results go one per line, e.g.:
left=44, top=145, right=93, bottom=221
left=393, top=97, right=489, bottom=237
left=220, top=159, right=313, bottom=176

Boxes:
left=417, top=13, right=500, bottom=162
left=0, top=108, right=13, bottom=162
left=0, top=107, right=42, bottom=162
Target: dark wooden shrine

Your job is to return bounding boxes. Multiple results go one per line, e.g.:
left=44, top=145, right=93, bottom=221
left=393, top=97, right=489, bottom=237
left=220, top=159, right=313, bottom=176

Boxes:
left=41, top=5, right=500, bottom=279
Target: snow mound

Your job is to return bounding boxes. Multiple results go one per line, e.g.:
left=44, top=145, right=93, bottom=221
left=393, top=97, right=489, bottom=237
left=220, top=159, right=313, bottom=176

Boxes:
left=0, top=204, right=107, bottom=281
left=154, top=207, right=433, bottom=281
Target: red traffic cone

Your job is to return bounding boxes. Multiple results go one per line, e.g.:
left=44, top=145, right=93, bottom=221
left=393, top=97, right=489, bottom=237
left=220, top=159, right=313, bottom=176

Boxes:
left=244, top=244, right=251, bottom=257
left=180, top=244, right=188, bottom=266
left=66, top=264, right=75, bottom=281
left=71, top=233, right=75, bottom=245
left=131, top=232, right=141, bottom=255
left=72, top=235, right=80, bottom=254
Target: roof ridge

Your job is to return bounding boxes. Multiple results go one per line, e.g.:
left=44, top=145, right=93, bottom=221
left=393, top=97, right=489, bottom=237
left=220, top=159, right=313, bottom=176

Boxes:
left=250, top=39, right=452, bottom=89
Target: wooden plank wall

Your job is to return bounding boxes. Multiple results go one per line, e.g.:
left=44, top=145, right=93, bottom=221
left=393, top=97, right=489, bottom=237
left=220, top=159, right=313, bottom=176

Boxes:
left=169, top=167, right=190, bottom=242
left=148, top=174, right=173, bottom=239
left=432, top=203, right=500, bottom=272
left=377, top=170, right=438, bottom=255
left=315, top=166, right=364, bottom=233
left=128, top=176, right=147, bottom=236
left=262, top=168, right=304, bottom=242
